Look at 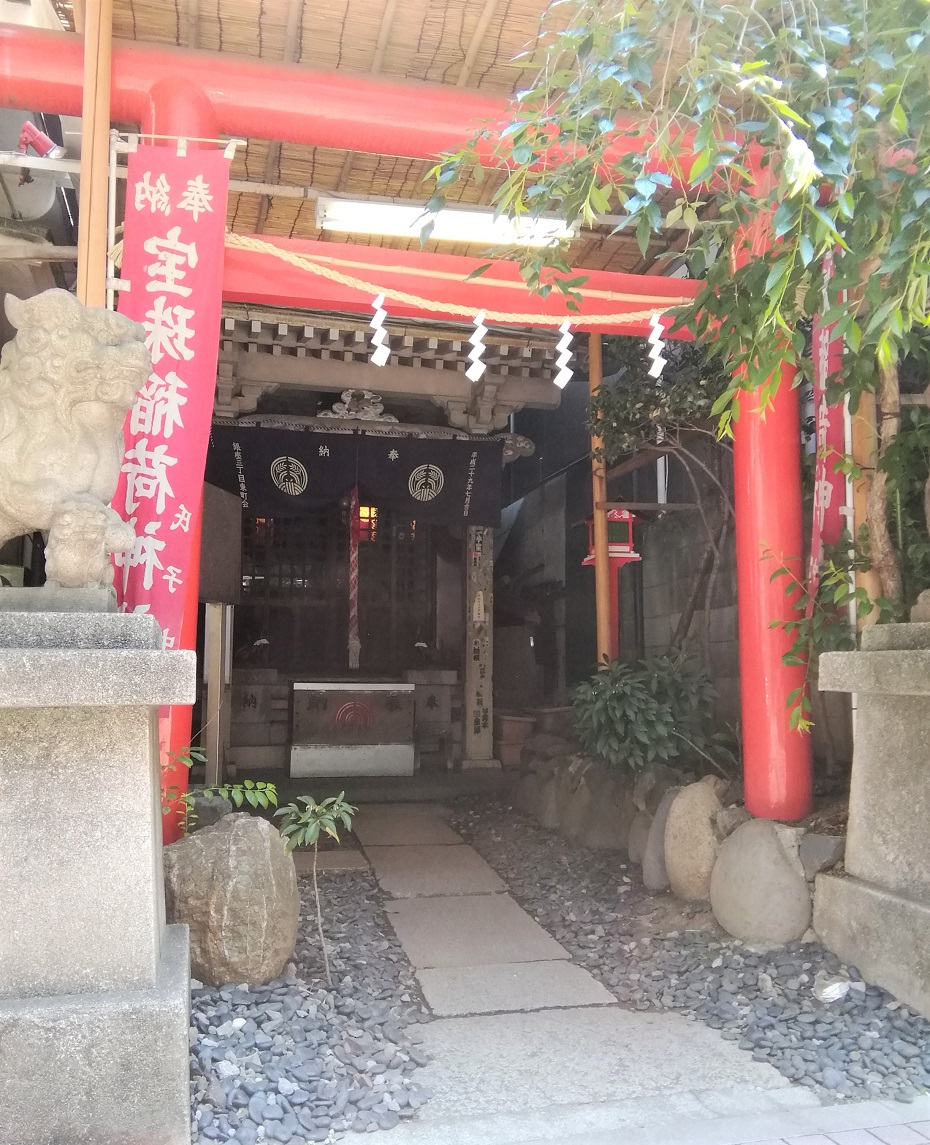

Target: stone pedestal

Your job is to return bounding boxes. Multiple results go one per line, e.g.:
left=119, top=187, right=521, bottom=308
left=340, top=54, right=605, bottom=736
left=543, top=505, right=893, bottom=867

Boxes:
left=0, top=610, right=196, bottom=1145
left=816, top=622, right=930, bottom=1016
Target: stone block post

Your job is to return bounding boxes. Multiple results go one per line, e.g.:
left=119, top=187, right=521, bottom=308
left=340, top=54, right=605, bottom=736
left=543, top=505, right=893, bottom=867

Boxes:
left=816, top=622, right=930, bottom=1017
left=0, top=610, right=196, bottom=1144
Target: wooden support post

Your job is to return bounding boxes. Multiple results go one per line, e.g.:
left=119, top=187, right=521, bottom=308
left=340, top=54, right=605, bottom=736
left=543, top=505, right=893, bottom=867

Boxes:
left=202, top=602, right=231, bottom=787
left=463, top=526, right=496, bottom=767
left=75, top=0, right=113, bottom=308
left=589, top=332, right=612, bottom=666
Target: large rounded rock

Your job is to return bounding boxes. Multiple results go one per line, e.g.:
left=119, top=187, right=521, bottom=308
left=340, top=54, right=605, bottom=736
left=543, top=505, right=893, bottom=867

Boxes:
left=642, top=786, right=681, bottom=893
left=710, top=819, right=812, bottom=944
left=663, top=775, right=728, bottom=901
left=164, top=813, right=299, bottom=986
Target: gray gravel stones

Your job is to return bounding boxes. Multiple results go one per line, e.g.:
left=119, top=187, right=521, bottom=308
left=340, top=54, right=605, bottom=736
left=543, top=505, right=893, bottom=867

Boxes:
left=189, top=869, right=432, bottom=1142
left=449, top=797, right=930, bottom=1105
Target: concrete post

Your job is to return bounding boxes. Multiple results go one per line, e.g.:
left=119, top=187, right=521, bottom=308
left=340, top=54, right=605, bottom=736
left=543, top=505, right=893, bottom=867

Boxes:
left=815, top=622, right=930, bottom=1016
left=463, top=525, right=496, bottom=767
left=0, top=609, right=196, bottom=1144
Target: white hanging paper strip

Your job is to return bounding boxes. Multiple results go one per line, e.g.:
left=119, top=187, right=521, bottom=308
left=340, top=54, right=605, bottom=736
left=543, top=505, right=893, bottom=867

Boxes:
left=554, top=319, right=573, bottom=389
left=369, top=293, right=391, bottom=367
left=648, top=312, right=667, bottom=379
left=466, top=310, right=488, bottom=383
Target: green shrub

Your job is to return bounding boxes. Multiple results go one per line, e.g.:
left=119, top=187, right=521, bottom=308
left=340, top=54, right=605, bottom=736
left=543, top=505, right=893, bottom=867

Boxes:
left=572, top=655, right=716, bottom=773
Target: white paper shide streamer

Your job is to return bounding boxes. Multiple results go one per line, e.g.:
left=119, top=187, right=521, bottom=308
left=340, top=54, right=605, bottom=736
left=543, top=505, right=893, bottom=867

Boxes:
left=466, top=310, right=487, bottom=383
left=369, top=293, right=390, bottom=367
left=554, top=319, right=573, bottom=389
left=647, top=312, right=667, bottom=379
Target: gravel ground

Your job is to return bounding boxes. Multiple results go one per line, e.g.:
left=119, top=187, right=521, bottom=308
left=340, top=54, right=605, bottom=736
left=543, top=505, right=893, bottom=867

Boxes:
left=190, top=869, right=433, bottom=1143
left=449, top=796, right=930, bottom=1104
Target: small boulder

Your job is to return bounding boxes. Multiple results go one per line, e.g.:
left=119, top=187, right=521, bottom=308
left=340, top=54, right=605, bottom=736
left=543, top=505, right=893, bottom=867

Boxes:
left=187, top=786, right=233, bottom=832
left=664, top=775, right=729, bottom=901
left=560, top=766, right=596, bottom=841
left=536, top=769, right=566, bottom=830
left=512, top=772, right=541, bottom=816
left=627, top=809, right=653, bottom=866
left=632, top=763, right=680, bottom=813
left=710, top=818, right=812, bottom=944
left=576, top=774, right=635, bottom=851
left=524, top=732, right=575, bottom=760
left=715, top=805, right=751, bottom=840
left=164, top=813, right=299, bottom=986
left=798, top=832, right=845, bottom=881
left=642, top=786, right=681, bottom=893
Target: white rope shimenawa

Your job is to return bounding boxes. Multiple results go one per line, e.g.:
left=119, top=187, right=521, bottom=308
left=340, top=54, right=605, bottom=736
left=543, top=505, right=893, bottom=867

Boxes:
left=222, top=231, right=684, bottom=328
left=554, top=319, right=573, bottom=389
left=466, top=310, right=488, bottom=383
left=369, top=293, right=390, bottom=367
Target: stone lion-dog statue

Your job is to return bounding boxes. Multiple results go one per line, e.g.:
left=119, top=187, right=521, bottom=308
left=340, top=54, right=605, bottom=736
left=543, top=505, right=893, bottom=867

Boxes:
left=0, top=289, right=150, bottom=591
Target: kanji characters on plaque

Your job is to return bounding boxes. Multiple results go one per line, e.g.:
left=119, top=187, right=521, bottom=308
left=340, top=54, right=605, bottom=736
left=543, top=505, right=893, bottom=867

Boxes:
left=113, top=144, right=230, bottom=651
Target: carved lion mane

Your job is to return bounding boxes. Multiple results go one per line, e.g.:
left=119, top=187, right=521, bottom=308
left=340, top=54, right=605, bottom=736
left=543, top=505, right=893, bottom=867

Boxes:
left=0, top=289, right=151, bottom=591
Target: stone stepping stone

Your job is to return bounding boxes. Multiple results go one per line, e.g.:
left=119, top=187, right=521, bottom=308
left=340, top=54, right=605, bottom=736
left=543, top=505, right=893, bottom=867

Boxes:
left=417, top=959, right=615, bottom=1016
left=366, top=844, right=505, bottom=898
left=294, top=848, right=369, bottom=873
left=403, top=1006, right=792, bottom=1122
left=385, top=893, right=569, bottom=968
left=354, top=805, right=462, bottom=847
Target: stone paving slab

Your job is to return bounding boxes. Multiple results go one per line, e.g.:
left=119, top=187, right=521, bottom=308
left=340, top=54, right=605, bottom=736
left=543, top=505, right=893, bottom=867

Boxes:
left=366, top=844, right=505, bottom=898
left=379, top=1087, right=822, bottom=1145
left=407, top=1006, right=791, bottom=1121
left=385, top=893, right=569, bottom=968
left=353, top=804, right=462, bottom=846
left=293, top=849, right=369, bottom=873
left=417, top=959, right=615, bottom=1015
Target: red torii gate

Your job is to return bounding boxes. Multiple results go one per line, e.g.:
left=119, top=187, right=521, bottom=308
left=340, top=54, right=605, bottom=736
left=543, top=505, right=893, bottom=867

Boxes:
left=0, top=21, right=811, bottom=822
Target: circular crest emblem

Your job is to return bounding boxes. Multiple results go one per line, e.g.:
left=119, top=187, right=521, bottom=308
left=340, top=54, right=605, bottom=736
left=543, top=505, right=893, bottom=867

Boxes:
left=408, top=463, right=444, bottom=502
left=270, top=455, right=308, bottom=497
left=334, top=700, right=374, bottom=730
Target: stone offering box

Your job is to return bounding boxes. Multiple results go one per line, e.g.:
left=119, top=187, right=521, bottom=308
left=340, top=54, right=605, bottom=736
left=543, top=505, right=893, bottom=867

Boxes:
left=0, top=609, right=196, bottom=1145
left=291, top=681, right=415, bottom=776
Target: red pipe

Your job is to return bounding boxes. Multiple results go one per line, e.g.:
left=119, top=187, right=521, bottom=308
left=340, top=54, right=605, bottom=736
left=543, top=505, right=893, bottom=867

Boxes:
left=0, top=25, right=687, bottom=167
left=733, top=368, right=812, bottom=820
left=0, top=25, right=506, bottom=158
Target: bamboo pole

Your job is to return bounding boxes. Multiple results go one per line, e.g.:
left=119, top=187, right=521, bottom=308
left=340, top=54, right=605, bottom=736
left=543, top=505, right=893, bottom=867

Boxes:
left=851, top=391, right=883, bottom=626
left=589, top=332, right=612, bottom=666
left=75, top=0, right=113, bottom=308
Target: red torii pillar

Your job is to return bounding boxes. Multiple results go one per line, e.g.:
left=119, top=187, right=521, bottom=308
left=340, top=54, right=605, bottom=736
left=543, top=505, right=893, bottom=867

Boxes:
left=731, top=210, right=812, bottom=821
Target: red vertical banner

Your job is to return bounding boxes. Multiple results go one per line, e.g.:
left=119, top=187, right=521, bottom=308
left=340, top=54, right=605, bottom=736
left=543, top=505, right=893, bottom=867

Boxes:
left=113, top=143, right=230, bottom=646
left=807, top=257, right=847, bottom=597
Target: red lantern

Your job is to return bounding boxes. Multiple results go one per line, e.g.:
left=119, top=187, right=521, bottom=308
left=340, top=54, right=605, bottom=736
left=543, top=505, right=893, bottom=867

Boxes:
left=582, top=508, right=640, bottom=661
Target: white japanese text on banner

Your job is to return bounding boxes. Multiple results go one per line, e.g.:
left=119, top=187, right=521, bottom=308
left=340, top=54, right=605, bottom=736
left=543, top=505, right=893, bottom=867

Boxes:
left=113, top=144, right=230, bottom=648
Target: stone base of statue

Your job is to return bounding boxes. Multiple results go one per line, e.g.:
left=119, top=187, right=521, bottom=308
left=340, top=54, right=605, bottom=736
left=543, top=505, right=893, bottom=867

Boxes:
left=0, top=610, right=195, bottom=1145
left=815, top=622, right=930, bottom=1018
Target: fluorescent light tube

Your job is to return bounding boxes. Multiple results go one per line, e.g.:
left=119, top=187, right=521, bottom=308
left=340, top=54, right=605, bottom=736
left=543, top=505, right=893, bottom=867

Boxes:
left=316, top=197, right=576, bottom=248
